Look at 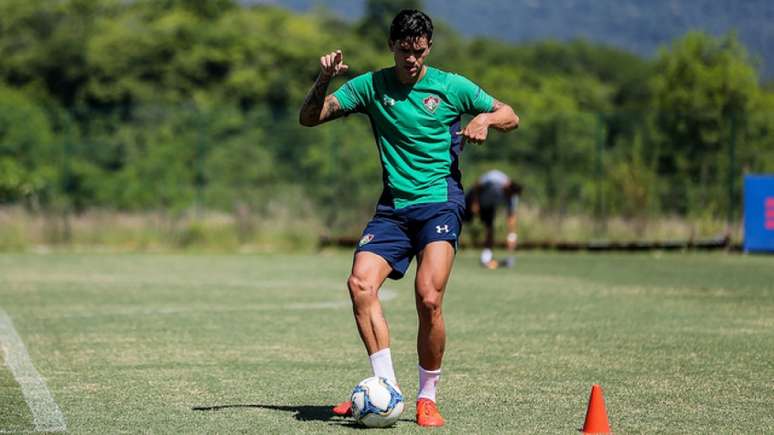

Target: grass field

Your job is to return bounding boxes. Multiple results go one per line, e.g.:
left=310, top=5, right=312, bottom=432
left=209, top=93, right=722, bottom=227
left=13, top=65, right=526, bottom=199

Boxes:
left=0, top=251, right=772, bottom=433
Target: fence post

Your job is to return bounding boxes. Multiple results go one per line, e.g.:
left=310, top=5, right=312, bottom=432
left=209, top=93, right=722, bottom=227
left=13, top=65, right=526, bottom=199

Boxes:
left=726, top=112, right=737, bottom=227
left=195, top=107, right=206, bottom=217
left=594, top=112, right=606, bottom=236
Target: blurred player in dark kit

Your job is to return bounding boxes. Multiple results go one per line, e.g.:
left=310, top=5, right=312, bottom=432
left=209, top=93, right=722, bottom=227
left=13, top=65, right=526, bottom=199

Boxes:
left=464, top=169, right=522, bottom=269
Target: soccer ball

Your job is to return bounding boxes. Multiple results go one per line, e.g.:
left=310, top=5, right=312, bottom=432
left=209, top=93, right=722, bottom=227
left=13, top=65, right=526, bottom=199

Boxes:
left=350, top=376, right=405, bottom=427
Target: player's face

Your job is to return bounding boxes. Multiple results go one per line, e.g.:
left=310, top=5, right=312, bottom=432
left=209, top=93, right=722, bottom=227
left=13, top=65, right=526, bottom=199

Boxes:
left=389, top=36, right=432, bottom=84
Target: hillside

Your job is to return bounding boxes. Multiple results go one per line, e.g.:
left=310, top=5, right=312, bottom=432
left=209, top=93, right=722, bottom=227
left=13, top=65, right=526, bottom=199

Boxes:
left=254, top=0, right=774, bottom=79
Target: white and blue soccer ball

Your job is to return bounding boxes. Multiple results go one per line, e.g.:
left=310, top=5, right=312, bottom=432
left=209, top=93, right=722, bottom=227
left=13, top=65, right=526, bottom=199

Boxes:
left=350, top=376, right=405, bottom=428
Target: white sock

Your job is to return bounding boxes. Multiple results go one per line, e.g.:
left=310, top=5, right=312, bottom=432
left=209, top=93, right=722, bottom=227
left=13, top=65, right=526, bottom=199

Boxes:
left=369, top=348, right=397, bottom=385
left=480, top=248, right=493, bottom=264
left=417, top=365, right=441, bottom=402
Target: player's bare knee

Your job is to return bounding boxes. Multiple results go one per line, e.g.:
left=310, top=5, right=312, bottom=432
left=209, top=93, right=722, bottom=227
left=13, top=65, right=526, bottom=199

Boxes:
left=347, top=274, right=377, bottom=303
left=416, top=275, right=444, bottom=295
left=417, top=290, right=443, bottom=319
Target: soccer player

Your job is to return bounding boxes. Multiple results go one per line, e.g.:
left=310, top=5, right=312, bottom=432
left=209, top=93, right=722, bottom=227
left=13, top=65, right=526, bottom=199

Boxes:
left=464, top=170, right=523, bottom=269
left=299, top=9, right=519, bottom=427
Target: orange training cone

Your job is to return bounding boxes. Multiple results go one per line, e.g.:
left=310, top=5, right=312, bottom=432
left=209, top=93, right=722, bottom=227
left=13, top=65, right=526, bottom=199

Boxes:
left=582, top=384, right=611, bottom=434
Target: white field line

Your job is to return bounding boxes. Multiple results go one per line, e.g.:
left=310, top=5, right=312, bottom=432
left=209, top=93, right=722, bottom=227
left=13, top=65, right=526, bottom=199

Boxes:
left=0, top=308, right=67, bottom=433
left=56, top=288, right=399, bottom=318
left=0, top=288, right=398, bottom=432
left=286, top=287, right=397, bottom=309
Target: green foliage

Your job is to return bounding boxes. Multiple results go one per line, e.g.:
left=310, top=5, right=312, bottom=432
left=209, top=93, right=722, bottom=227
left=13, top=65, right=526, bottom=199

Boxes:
left=652, top=32, right=761, bottom=216
left=0, top=0, right=771, bottom=241
left=0, top=86, right=56, bottom=205
left=603, top=133, right=659, bottom=220
left=741, top=90, right=774, bottom=175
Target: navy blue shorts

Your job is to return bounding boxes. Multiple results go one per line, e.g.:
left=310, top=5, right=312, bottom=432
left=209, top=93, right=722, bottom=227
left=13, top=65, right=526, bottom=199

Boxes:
left=355, top=201, right=464, bottom=280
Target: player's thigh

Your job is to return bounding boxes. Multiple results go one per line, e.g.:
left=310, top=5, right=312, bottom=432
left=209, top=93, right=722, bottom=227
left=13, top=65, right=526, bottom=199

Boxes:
left=350, top=251, right=393, bottom=292
left=356, top=212, right=414, bottom=280
left=415, top=241, right=455, bottom=299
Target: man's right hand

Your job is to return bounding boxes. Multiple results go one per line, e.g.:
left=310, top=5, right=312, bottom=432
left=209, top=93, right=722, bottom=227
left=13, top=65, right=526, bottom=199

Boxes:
left=320, top=50, right=349, bottom=80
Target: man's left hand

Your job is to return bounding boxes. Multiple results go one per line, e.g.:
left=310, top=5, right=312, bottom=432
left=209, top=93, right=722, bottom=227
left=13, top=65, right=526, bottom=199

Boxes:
left=456, top=114, right=490, bottom=144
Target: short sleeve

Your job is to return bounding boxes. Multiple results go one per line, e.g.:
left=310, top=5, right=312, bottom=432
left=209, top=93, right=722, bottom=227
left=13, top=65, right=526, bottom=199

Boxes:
left=331, top=72, right=373, bottom=113
left=447, top=73, right=495, bottom=115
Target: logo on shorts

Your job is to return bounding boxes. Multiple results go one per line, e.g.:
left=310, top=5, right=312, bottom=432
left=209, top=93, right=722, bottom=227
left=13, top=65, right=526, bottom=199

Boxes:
left=359, top=233, right=375, bottom=247
left=436, top=224, right=450, bottom=234
left=423, top=95, right=440, bottom=113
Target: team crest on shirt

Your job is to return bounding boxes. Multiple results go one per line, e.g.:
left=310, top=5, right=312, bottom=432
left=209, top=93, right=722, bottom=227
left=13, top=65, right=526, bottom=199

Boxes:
left=382, top=95, right=396, bottom=107
left=423, top=95, right=441, bottom=113
left=359, top=233, right=375, bottom=247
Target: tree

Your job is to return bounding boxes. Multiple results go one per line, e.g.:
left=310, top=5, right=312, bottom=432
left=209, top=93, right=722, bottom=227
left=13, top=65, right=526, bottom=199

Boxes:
left=0, top=87, right=56, bottom=207
left=652, top=32, right=759, bottom=215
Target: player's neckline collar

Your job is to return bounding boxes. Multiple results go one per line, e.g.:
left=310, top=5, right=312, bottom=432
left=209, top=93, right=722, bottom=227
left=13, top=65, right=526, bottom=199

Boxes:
left=392, top=66, right=431, bottom=87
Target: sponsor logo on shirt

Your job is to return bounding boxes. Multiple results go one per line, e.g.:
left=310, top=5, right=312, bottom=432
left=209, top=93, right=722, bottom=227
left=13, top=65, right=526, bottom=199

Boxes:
left=423, top=95, right=440, bottom=113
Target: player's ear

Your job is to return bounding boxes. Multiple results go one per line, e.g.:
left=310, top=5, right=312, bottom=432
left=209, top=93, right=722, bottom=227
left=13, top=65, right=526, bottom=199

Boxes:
left=388, top=39, right=395, bottom=52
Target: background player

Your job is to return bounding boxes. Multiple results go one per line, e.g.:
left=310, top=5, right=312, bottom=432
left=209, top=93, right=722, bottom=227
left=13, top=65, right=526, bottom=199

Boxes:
left=465, top=169, right=522, bottom=268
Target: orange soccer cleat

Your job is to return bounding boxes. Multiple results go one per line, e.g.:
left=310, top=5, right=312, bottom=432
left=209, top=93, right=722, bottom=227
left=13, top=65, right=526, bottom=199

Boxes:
left=332, top=400, right=353, bottom=417
left=416, top=398, right=445, bottom=427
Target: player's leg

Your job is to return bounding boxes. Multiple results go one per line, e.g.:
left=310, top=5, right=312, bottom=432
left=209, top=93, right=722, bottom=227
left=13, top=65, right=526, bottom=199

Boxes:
left=480, top=206, right=497, bottom=268
left=350, top=213, right=412, bottom=367
left=415, top=241, right=454, bottom=371
left=348, top=251, right=394, bottom=370
left=414, top=241, right=454, bottom=426
left=463, top=191, right=480, bottom=247
left=409, top=203, right=463, bottom=427
left=333, top=253, right=394, bottom=417
left=334, top=213, right=413, bottom=417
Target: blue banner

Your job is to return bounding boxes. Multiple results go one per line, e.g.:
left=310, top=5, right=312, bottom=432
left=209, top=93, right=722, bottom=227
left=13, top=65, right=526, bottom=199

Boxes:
left=744, top=175, right=774, bottom=252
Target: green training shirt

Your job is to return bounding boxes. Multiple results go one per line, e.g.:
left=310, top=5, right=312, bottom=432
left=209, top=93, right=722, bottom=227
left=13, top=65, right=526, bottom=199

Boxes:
left=333, top=66, right=494, bottom=209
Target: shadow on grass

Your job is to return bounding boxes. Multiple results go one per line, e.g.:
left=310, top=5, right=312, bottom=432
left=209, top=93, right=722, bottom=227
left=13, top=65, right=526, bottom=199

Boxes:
left=191, top=404, right=361, bottom=428
left=192, top=404, right=413, bottom=429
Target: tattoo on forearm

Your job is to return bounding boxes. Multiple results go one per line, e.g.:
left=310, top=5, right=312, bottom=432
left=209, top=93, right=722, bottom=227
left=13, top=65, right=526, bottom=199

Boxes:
left=300, top=76, right=330, bottom=124
left=320, top=96, right=343, bottom=121
left=300, top=76, right=346, bottom=125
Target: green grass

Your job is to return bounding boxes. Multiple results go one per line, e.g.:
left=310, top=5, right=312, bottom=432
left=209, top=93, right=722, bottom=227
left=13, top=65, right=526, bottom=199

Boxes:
left=0, top=353, right=33, bottom=433
left=0, top=251, right=772, bottom=433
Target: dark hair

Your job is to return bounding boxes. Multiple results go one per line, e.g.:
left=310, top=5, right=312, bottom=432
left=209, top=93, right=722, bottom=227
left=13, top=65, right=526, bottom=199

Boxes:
left=389, top=9, right=433, bottom=43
